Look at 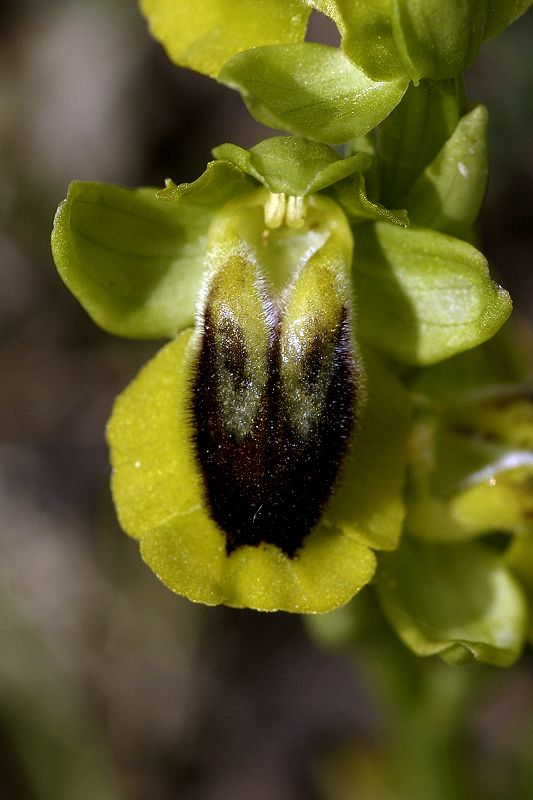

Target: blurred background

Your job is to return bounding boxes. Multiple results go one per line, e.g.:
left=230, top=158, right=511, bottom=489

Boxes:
left=0, top=2, right=532, bottom=798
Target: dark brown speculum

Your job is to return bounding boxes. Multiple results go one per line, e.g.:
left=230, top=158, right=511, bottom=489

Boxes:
left=192, top=274, right=358, bottom=558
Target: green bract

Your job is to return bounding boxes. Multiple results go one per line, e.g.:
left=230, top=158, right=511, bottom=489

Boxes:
left=388, top=0, right=533, bottom=83
left=347, top=91, right=511, bottom=365
left=140, top=0, right=532, bottom=143
left=404, top=103, right=489, bottom=239
left=377, top=77, right=466, bottom=209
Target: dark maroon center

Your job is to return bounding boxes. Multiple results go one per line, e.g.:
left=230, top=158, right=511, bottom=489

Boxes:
left=192, top=302, right=358, bottom=557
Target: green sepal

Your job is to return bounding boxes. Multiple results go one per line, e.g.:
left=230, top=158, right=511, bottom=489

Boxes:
left=51, top=166, right=254, bottom=339
left=218, top=43, right=409, bottom=145
left=107, top=329, right=383, bottom=613
left=212, top=136, right=371, bottom=195
left=351, top=222, right=512, bottom=365
left=139, top=0, right=310, bottom=78
left=404, top=104, right=489, bottom=239
left=376, top=536, right=528, bottom=666
left=378, top=77, right=465, bottom=209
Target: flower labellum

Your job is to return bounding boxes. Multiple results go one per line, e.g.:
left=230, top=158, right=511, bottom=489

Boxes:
left=53, top=147, right=413, bottom=613
left=192, top=191, right=360, bottom=556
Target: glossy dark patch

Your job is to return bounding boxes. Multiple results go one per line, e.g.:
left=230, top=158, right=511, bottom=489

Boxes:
left=192, top=304, right=358, bottom=557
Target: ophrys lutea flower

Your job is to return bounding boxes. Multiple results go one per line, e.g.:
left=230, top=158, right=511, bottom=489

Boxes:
left=51, top=135, right=511, bottom=613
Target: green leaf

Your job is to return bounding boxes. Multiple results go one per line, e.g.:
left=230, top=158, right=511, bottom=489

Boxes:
left=140, top=0, right=310, bottom=78
left=404, top=104, right=488, bottom=239
left=376, top=536, right=528, bottom=666
left=212, top=136, right=371, bottom=195
left=107, top=330, right=378, bottom=613
left=218, top=43, right=409, bottom=145
left=378, top=77, right=465, bottom=208
left=52, top=165, right=254, bottom=339
left=351, top=222, right=512, bottom=365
